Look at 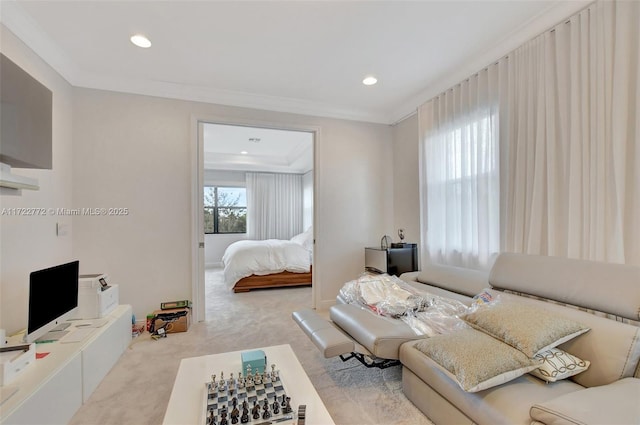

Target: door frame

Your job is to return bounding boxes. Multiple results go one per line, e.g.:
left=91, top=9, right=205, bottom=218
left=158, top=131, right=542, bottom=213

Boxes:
left=190, top=115, right=320, bottom=323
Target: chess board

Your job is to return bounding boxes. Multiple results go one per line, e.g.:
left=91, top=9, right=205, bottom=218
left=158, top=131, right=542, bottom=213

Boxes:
left=202, top=370, right=295, bottom=425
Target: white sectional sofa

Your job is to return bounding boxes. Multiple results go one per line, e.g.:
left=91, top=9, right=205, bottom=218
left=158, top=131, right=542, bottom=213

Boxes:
left=293, top=253, right=640, bottom=424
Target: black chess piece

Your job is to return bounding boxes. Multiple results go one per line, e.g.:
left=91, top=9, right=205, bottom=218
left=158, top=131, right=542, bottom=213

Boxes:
left=252, top=401, right=260, bottom=420
left=262, top=399, right=271, bottom=420
left=272, top=399, right=280, bottom=414
left=283, top=396, right=292, bottom=414
left=240, top=405, right=249, bottom=424
left=281, top=394, right=287, bottom=407
left=208, top=409, right=217, bottom=425
left=220, top=410, right=228, bottom=425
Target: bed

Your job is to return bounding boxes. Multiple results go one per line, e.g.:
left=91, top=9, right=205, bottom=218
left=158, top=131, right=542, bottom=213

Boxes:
left=222, top=228, right=313, bottom=292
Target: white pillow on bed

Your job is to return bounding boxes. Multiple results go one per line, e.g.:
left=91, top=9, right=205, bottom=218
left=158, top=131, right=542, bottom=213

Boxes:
left=291, top=227, right=313, bottom=251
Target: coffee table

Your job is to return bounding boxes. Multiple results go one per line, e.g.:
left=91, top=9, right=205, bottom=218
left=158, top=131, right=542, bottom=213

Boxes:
left=163, top=344, right=334, bottom=425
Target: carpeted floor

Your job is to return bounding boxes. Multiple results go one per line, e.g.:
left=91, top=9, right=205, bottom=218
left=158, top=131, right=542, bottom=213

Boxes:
left=68, top=268, right=433, bottom=425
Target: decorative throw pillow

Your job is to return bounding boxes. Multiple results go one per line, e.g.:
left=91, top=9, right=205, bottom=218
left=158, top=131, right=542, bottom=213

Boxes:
left=531, top=348, right=590, bottom=382
left=461, top=301, right=589, bottom=357
left=471, top=289, right=496, bottom=306
left=414, top=328, right=538, bottom=392
left=290, top=227, right=313, bottom=251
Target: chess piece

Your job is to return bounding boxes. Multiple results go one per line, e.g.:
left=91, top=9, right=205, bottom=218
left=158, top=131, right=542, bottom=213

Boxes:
left=230, top=403, right=239, bottom=425
left=240, top=406, right=249, bottom=424
left=220, top=409, right=228, bottom=425
left=219, top=373, right=226, bottom=391
left=246, top=368, right=253, bottom=387
left=252, top=401, right=260, bottom=420
left=272, top=399, right=280, bottom=414
left=271, top=364, right=277, bottom=379
left=207, top=382, right=216, bottom=399
left=281, top=394, right=288, bottom=407
left=211, top=374, right=218, bottom=390
left=283, top=396, right=292, bottom=414
left=262, top=399, right=271, bottom=419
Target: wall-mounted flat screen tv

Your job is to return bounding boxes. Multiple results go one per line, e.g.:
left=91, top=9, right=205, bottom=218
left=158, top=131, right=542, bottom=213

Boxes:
left=0, top=53, right=52, bottom=169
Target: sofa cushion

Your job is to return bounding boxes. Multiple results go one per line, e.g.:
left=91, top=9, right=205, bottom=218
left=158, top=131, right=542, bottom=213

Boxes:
left=489, top=252, right=640, bottom=321
left=410, top=264, right=489, bottom=298
left=461, top=300, right=590, bottom=357
left=329, top=303, right=421, bottom=360
left=400, top=341, right=583, bottom=425
left=530, top=377, right=640, bottom=425
left=488, top=290, right=640, bottom=388
left=414, top=328, right=538, bottom=392
left=530, top=348, right=590, bottom=383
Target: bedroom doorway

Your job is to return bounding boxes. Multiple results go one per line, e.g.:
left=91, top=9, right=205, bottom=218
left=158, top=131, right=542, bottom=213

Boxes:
left=192, top=119, right=317, bottom=322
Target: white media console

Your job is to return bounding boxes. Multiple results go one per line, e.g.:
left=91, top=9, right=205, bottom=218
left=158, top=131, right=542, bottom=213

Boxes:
left=0, top=304, right=132, bottom=424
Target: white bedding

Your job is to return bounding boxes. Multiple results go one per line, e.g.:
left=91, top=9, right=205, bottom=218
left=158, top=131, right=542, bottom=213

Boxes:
left=222, top=239, right=312, bottom=288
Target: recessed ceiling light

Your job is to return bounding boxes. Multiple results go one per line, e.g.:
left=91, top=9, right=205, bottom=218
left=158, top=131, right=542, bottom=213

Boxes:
left=240, top=151, right=248, bottom=155
left=130, top=34, right=152, bottom=48
left=362, top=75, right=378, bottom=86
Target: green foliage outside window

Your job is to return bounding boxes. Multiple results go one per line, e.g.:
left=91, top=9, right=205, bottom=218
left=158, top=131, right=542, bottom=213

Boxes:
left=204, top=186, right=246, bottom=234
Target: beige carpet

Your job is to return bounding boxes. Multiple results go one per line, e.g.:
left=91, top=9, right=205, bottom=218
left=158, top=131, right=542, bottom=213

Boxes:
left=69, top=269, right=433, bottom=425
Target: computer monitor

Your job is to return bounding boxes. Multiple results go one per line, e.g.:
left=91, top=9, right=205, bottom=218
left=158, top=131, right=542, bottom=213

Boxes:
left=25, top=260, right=79, bottom=343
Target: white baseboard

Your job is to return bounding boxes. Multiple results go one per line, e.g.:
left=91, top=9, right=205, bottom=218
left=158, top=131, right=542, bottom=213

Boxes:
left=316, top=298, right=336, bottom=310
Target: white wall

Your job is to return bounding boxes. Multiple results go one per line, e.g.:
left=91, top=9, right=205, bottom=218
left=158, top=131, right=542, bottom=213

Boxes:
left=71, top=88, right=393, bottom=319
left=0, top=25, right=75, bottom=335
left=392, top=114, right=421, bottom=255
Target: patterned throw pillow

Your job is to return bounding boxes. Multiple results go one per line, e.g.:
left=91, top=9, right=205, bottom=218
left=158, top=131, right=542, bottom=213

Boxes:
left=461, top=301, right=590, bottom=357
left=415, top=328, right=538, bottom=392
left=531, top=348, right=590, bottom=382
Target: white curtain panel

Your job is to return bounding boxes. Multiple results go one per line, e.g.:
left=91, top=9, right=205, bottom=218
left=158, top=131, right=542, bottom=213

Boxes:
left=418, top=66, right=502, bottom=269
left=246, top=172, right=303, bottom=240
left=503, top=0, right=640, bottom=265
left=419, top=0, right=640, bottom=268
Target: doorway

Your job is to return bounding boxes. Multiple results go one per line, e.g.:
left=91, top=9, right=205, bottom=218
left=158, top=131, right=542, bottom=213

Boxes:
left=192, top=118, right=317, bottom=322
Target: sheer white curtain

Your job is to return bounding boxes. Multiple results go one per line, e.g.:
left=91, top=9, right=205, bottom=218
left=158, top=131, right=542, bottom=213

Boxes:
left=502, top=0, right=640, bottom=265
left=418, top=0, right=640, bottom=268
left=245, top=172, right=303, bottom=240
left=418, top=67, right=501, bottom=270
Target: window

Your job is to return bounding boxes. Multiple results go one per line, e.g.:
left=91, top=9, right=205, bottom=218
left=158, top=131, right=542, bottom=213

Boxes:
left=204, top=186, right=247, bottom=234
left=422, top=111, right=499, bottom=269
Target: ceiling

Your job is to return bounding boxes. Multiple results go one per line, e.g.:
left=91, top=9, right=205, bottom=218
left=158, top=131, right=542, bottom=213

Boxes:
left=203, top=123, right=313, bottom=173
left=0, top=1, right=590, bottom=125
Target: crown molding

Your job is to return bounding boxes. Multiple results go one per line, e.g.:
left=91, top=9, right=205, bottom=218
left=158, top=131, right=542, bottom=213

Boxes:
left=0, top=1, right=390, bottom=125
left=0, top=1, right=79, bottom=84
left=388, top=0, right=592, bottom=125
left=73, top=72, right=390, bottom=124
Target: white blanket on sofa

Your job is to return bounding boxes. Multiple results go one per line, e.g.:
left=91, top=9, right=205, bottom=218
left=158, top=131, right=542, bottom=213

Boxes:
left=222, top=239, right=312, bottom=288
